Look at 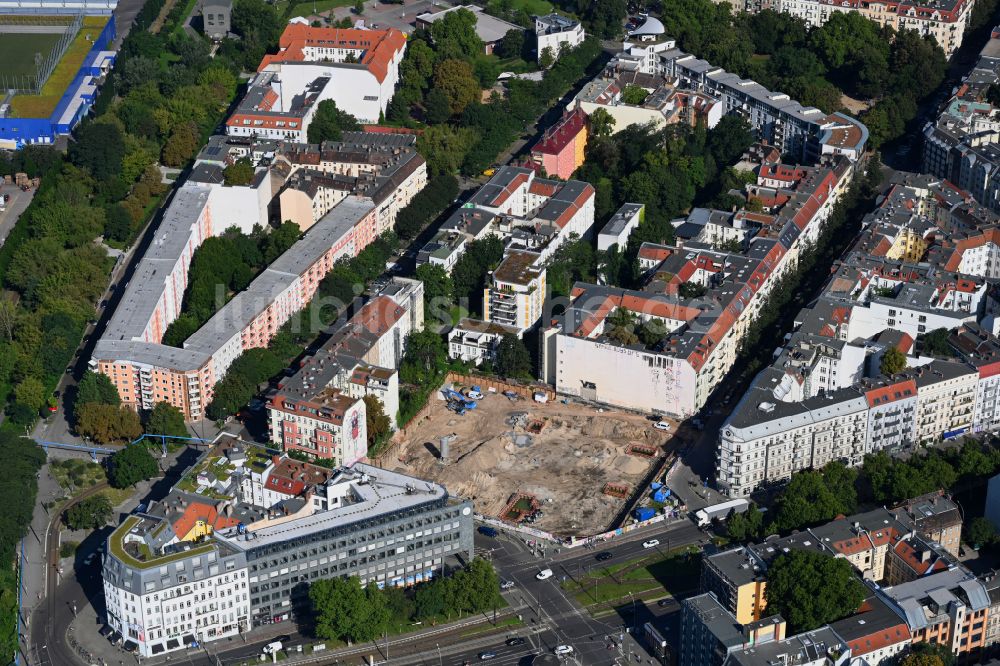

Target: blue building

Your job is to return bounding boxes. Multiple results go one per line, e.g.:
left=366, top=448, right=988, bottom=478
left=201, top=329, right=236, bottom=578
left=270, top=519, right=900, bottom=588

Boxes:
left=0, top=17, right=117, bottom=149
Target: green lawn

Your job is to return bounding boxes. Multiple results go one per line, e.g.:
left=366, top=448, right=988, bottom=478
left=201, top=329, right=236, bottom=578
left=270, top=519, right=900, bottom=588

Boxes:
left=280, top=0, right=355, bottom=18
left=562, top=547, right=702, bottom=607
left=507, top=0, right=553, bottom=14
left=10, top=16, right=110, bottom=119
left=0, top=33, right=62, bottom=78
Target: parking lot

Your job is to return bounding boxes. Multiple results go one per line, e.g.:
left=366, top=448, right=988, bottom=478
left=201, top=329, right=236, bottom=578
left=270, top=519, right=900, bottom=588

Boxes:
left=0, top=182, right=36, bottom=247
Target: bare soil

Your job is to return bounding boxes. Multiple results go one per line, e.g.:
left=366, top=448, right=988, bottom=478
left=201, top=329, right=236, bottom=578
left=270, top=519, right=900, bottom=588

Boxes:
left=385, top=387, right=673, bottom=537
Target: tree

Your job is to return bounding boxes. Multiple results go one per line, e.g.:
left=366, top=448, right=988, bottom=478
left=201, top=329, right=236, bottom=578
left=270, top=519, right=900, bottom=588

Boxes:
left=162, top=122, right=200, bottom=167
left=64, top=494, right=113, bottom=530
left=76, top=370, right=121, bottom=408
left=434, top=60, right=480, bottom=116
left=726, top=503, right=764, bottom=541
left=76, top=403, right=143, bottom=444
left=311, top=576, right=386, bottom=643
left=765, top=550, right=866, bottom=633
left=880, top=347, right=907, bottom=376
left=909, top=643, right=954, bottom=666
left=920, top=328, right=952, bottom=356
left=424, top=88, right=453, bottom=124
left=400, top=330, right=448, bottom=386
left=429, top=8, right=484, bottom=60
left=223, top=158, right=254, bottom=186
left=14, top=376, right=46, bottom=413
left=621, top=85, right=649, bottom=105
left=107, top=443, right=159, bottom=488
left=772, top=467, right=851, bottom=532
left=965, top=517, right=997, bottom=549
left=497, top=28, right=525, bottom=59
left=146, top=402, right=188, bottom=439
left=589, top=108, right=616, bottom=137
left=495, top=334, right=532, bottom=379
left=363, top=394, right=392, bottom=450
left=354, top=0, right=364, bottom=13
left=900, top=653, right=944, bottom=666
left=69, top=121, right=125, bottom=182
left=538, top=46, right=555, bottom=69
left=415, top=263, right=453, bottom=307
left=307, top=100, right=361, bottom=144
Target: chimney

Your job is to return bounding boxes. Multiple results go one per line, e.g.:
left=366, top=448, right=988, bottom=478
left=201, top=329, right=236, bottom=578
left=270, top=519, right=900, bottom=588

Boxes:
left=272, top=455, right=281, bottom=466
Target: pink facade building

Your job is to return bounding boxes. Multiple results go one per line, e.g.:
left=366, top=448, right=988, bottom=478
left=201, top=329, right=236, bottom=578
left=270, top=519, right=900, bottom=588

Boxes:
left=528, top=108, right=588, bottom=180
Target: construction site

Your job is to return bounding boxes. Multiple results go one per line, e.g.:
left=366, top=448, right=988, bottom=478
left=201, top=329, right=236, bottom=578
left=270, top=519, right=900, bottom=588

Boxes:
left=385, top=385, right=676, bottom=537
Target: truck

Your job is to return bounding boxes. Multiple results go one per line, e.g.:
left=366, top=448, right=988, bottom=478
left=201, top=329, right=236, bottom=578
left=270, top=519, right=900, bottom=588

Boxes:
left=695, top=499, right=750, bottom=527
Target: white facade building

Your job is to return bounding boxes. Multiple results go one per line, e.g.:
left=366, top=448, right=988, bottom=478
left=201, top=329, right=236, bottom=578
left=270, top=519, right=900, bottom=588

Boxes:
left=535, top=13, right=584, bottom=63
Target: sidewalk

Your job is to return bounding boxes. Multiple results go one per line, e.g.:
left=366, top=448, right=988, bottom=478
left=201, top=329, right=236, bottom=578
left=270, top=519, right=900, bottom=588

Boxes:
left=70, top=600, right=531, bottom=666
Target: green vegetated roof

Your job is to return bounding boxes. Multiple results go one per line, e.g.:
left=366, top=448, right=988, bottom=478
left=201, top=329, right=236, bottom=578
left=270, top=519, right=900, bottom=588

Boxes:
left=110, top=515, right=215, bottom=570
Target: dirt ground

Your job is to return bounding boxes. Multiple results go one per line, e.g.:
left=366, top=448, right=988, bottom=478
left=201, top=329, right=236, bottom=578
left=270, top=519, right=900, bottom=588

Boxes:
left=385, top=387, right=674, bottom=537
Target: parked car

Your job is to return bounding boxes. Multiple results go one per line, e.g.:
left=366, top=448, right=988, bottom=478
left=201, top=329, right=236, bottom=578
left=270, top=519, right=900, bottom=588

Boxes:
left=478, top=525, right=499, bottom=538
left=595, top=551, right=613, bottom=561
left=536, top=569, right=553, bottom=580
left=500, top=579, right=515, bottom=590
left=642, top=539, right=660, bottom=549
left=654, top=421, right=670, bottom=431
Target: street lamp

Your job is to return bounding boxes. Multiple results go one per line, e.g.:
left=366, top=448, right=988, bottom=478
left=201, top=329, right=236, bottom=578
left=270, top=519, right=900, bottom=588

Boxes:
left=436, top=642, right=442, bottom=666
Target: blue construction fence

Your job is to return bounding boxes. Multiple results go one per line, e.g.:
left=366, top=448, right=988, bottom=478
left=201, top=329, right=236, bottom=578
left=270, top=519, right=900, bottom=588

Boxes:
left=0, top=15, right=116, bottom=148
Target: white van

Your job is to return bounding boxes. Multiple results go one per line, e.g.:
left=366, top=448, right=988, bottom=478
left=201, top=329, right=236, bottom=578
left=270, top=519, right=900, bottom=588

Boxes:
left=262, top=640, right=283, bottom=654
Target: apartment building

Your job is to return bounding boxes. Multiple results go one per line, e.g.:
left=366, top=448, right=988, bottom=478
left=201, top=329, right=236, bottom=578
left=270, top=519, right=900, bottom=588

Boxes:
left=274, top=132, right=427, bottom=234
left=608, top=18, right=868, bottom=163
left=92, top=132, right=426, bottom=420
left=527, top=107, right=588, bottom=180
left=266, top=277, right=423, bottom=457
left=680, top=592, right=788, bottom=666
left=924, top=30, right=1000, bottom=211
left=681, top=592, right=854, bottom=666
left=700, top=547, right=768, bottom=624
left=92, top=196, right=372, bottom=419
left=541, top=153, right=852, bottom=417
left=534, top=13, right=584, bottom=62
left=598, top=203, right=645, bottom=252
left=826, top=597, right=912, bottom=666
left=764, top=0, right=972, bottom=56
left=717, top=173, right=1000, bottom=497
left=447, top=318, right=522, bottom=366
left=879, top=568, right=991, bottom=657
left=702, top=500, right=964, bottom=621
left=103, top=442, right=473, bottom=657
left=226, top=22, right=406, bottom=134
left=416, top=167, right=595, bottom=271
left=570, top=67, right=724, bottom=135
left=482, top=250, right=546, bottom=335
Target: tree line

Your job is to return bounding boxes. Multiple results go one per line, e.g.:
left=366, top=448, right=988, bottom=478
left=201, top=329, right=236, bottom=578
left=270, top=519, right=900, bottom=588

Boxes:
left=162, top=223, right=301, bottom=346
left=309, top=558, right=501, bottom=644
left=387, top=10, right=604, bottom=178
left=0, top=0, right=273, bottom=432
left=0, top=434, right=45, bottom=663
left=726, top=438, right=1000, bottom=541
left=659, top=2, right=948, bottom=149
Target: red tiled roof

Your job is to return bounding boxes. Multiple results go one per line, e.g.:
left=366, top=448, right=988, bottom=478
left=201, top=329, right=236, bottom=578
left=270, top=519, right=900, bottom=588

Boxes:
left=864, top=379, right=917, bottom=407
left=532, top=108, right=587, bottom=157
left=258, top=24, right=407, bottom=84
left=172, top=502, right=240, bottom=538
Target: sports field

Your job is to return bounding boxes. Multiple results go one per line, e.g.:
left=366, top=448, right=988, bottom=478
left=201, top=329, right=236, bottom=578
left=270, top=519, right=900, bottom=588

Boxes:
left=0, top=33, right=63, bottom=78
left=9, top=16, right=109, bottom=119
